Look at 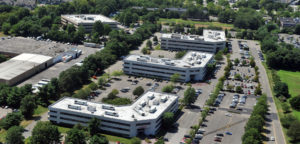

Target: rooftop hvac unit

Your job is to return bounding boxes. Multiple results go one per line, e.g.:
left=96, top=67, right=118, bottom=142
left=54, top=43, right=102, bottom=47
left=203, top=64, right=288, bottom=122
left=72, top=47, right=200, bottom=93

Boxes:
left=197, top=60, right=202, bottom=64
left=161, top=96, right=168, bottom=103
left=74, top=100, right=88, bottom=106
left=202, top=55, right=206, bottom=58
left=149, top=106, right=157, bottom=113
left=148, top=94, right=155, bottom=100
left=153, top=99, right=160, bottom=105
left=102, top=105, right=115, bottom=111
left=137, top=58, right=147, bottom=62
left=105, top=111, right=119, bottom=117
left=140, top=100, right=146, bottom=107
left=87, top=106, right=96, bottom=113
left=68, top=105, right=81, bottom=110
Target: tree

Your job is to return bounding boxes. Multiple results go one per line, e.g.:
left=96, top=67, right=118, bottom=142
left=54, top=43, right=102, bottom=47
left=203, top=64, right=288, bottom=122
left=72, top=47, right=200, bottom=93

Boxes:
left=281, top=102, right=291, bottom=113
left=226, top=85, right=234, bottom=92
left=280, top=114, right=297, bottom=128
left=141, top=47, right=150, bottom=55
left=242, top=59, right=247, bottom=66
left=88, top=117, right=101, bottom=136
left=162, top=112, right=174, bottom=128
left=154, top=137, right=165, bottom=144
left=20, top=95, right=37, bottom=119
left=162, top=84, right=174, bottom=93
left=274, top=81, right=289, bottom=98
left=107, top=89, right=119, bottom=99
left=287, top=120, right=300, bottom=141
left=65, top=127, right=86, bottom=144
left=254, top=84, right=262, bottom=95
left=1, top=112, right=23, bottom=130
left=295, top=24, right=300, bottom=35
left=5, top=126, right=24, bottom=144
left=242, top=128, right=262, bottom=143
left=183, top=87, right=196, bottom=106
left=175, top=51, right=187, bottom=59
left=234, top=58, right=240, bottom=66
left=170, top=73, right=181, bottom=83
left=31, top=121, right=61, bottom=144
left=2, top=22, right=11, bottom=34
left=153, top=36, right=158, bottom=43
left=214, top=51, right=223, bottom=62
left=89, top=135, right=108, bottom=144
left=235, top=86, right=243, bottom=93
left=234, top=74, right=242, bottom=81
left=289, top=95, right=300, bottom=110
left=130, top=137, right=141, bottom=144
left=146, top=40, right=152, bottom=49
left=93, top=21, right=104, bottom=36
left=133, top=86, right=144, bottom=97
left=98, top=77, right=106, bottom=88
left=250, top=57, right=256, bottom=67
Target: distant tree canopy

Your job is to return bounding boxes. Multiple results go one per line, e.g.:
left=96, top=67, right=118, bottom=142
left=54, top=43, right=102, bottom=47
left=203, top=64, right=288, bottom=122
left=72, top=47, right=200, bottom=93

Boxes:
left=234, top=8, right=263, bottom=30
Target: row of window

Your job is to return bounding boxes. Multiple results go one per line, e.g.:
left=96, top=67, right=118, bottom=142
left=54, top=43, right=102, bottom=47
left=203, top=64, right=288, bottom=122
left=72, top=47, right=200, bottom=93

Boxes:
left=131, top=63, right=187, bottom=73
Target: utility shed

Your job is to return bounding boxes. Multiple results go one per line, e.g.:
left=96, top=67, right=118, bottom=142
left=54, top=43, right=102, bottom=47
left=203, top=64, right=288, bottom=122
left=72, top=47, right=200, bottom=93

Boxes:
left=0, top=53, right=53, bottom=86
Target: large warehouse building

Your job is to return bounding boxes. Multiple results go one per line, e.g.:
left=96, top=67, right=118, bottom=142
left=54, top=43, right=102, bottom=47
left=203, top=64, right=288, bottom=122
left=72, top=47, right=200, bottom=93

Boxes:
left=61, top=14, right=118, bottom=32
left=48, top=91, right=179, bottom=137
left=123, top=51, right=214, bottom=82
left=161, top=30, right=226, bottom=53
left=0, top=53, right=53, bottom=86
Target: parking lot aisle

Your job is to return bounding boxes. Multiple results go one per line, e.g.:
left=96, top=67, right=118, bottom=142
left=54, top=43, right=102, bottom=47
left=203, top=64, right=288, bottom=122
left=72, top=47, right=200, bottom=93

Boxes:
left=164, top=53, right=228, bottom=144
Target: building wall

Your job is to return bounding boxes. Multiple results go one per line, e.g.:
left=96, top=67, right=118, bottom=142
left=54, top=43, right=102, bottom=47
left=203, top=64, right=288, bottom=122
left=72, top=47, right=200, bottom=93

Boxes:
left=123, top=57, right=213, bottom=82
left=161, top=37, right=225, bottom=53
left=48, top=98, right=178, bottom=137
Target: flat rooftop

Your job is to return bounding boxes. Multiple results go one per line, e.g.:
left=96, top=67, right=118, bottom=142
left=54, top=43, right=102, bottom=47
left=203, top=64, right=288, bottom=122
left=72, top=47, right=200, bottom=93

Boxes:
left=162, top=29, right=226, bottom=42
left=62, top=14, right=117, bottom=24
left=50, top=91, right=178, bottom=122
left=0, top=53, right=52, bottom=81
left=125, top=51, right=213, bottom=68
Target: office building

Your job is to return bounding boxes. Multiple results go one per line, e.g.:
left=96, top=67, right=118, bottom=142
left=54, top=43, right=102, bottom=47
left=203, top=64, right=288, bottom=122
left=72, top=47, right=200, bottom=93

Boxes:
left=123, top=51, right=213, bottom=82
left=0, top=53, right=53, bottom=86
left=48, top=91, right=179, bottom=137
left=161, top=30, right=226, bottom=53
left=61, top=14, right=118, bottom=32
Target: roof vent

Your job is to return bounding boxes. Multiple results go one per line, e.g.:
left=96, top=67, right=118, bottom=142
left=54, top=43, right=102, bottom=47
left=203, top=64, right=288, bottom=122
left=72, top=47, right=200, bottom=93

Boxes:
left=105, top=111, right=119, bottom=117
left=74, top=100, right=88, bottom=106
left=68, top=105, right=81, bottom=110
left=87, top=106, right=96, bottom=113
left=102, top=105, right=115, bottom=111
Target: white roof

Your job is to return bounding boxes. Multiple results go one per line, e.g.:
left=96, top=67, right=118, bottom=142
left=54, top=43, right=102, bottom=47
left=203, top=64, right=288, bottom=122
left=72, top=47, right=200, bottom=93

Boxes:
left=50, top=91, right=178, bottom=122
left=162, top=29, right=226, bottom=42
left=62, top=14, right=117, bottom=24
left=0, top=53, right=52, bottom=81
left=124, top=51, right=213, bottom=68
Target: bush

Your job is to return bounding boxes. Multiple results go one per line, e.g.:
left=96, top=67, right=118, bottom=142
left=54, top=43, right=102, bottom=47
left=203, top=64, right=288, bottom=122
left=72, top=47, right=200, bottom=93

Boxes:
left=102, top=98, right=132, bottom=105
left=88, top=82, right=98, bottom=90
left=175, top=51, right=187, bottom=59
left=162, top=84, right=174, bottom=93
left=133, top=86, right=144, bottom=97
left=280, top=114, right=297, bottom=128
left=289, top=95, right=300, bottom=110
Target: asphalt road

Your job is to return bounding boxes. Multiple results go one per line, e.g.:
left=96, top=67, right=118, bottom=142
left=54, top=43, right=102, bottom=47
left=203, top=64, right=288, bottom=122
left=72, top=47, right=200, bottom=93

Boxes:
left=243, top=39, right=286, bottom=144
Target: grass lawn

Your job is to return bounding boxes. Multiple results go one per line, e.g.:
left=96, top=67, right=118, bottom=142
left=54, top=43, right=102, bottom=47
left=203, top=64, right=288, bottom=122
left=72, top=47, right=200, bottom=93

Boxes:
left=33, top=105, right=48, bottom=116
left=158, top=18, right=234, bottom=29
left=0, top=32, right=7, bottom=37
left=57, top=125, right=71, bottom=133
left=277, top=70, right=300, bottom=121
left=0, top=129, right=6, bottom=143
left=102, top=134, right=131, bottom=144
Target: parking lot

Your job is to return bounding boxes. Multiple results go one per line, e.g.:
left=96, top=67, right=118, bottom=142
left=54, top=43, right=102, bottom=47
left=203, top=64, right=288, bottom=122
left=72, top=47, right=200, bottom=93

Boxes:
left=17, top=45, right=99, bottom=87
left=193, top=39, right=259, bottom=144
left=0, top=107, right=12, bottom=120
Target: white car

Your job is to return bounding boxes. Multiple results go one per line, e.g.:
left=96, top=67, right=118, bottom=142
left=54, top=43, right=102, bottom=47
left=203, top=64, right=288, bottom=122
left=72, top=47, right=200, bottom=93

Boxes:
left=270, top=136, right=275, bottom=141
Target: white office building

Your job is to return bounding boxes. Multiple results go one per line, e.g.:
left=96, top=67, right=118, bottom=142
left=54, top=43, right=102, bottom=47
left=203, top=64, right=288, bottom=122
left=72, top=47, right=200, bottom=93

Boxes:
left=123, top=51, right=214, bottom=82
left=161, top=30, right=226, bottom=53
left=61, top=14, right=118, bottom=32
left=48, top=91, right=178, bottom=137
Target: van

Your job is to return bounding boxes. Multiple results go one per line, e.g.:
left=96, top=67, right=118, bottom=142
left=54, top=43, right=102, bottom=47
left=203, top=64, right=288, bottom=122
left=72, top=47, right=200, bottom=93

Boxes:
left=38, top=81, right=48, bottom=86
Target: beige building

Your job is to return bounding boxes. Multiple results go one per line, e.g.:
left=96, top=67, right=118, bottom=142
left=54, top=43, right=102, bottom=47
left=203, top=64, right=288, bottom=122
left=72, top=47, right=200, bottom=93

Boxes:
left=0, top=53, right=53, bottom=86
left=61, top=14, right=118, bottom=32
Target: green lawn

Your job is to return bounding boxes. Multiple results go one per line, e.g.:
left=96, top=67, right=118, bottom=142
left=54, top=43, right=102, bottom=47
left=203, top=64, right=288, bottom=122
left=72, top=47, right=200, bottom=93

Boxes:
left=0, top=32, right=6, bottom=37
left=0, top=129, right=6, bottom=143
left=33, top=105, right=48, bottom=116
left=158, top=18, right=234, bottom=29
left=102, top=134, right=131, bottom=144
left=277, top=70, right=300, bottom=121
